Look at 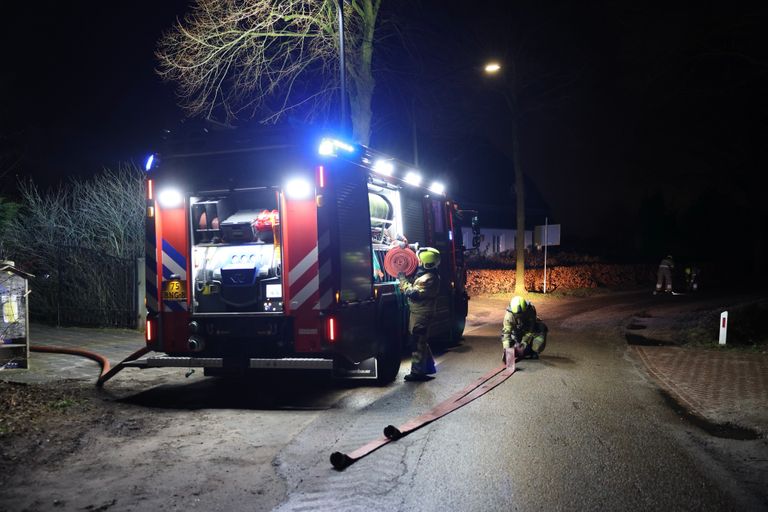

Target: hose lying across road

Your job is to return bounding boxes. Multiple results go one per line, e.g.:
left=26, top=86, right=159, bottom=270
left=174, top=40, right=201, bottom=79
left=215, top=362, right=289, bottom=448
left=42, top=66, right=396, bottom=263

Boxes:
left=30, top=345, right=111, bottom=377
left=29, top=345, right=150, bottom=387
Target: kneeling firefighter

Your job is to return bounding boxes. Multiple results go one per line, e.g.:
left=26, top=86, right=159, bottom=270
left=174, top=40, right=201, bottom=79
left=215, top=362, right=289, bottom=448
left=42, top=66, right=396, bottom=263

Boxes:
left=501, top=296, right=548, bottom=363
left=398, top=247, right=441, bottom=382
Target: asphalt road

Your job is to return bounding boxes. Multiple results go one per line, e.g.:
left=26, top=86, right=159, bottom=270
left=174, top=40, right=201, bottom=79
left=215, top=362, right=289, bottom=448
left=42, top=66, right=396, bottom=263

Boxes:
left=270, top=293, right=761, bottom=511
left=4, top=292, right=766, bottom=511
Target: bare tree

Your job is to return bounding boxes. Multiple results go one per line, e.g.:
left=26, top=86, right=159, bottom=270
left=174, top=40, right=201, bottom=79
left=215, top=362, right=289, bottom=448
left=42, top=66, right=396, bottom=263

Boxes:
left=3, top=165, right=145, bottom=262
left=156, top=0, right=382, bottom=144
left=1, top=165, right=145, bottom=325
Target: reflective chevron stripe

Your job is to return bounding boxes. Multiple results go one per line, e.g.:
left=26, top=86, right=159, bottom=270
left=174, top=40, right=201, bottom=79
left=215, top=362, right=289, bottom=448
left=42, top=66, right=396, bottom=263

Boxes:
left=161, top=239, right=187, bottom=280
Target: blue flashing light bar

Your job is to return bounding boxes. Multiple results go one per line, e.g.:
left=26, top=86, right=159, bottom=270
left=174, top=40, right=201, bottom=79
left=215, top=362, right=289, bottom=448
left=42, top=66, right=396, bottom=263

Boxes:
left=318, top=137, right=355, bottom=157
left=145, top=154, right=155, bottom=172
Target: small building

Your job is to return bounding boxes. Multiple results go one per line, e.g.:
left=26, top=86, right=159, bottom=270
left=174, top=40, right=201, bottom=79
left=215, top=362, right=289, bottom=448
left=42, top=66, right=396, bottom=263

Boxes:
left=1, top=261, right=32, bottom=370
left=461, top=227, right=533, bottom=255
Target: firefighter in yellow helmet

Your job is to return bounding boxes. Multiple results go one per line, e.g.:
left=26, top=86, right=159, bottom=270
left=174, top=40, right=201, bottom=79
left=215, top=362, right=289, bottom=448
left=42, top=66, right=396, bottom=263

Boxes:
left=398, top=247, right=441, bottom=382
left=501, top=295, right=548, bottom=362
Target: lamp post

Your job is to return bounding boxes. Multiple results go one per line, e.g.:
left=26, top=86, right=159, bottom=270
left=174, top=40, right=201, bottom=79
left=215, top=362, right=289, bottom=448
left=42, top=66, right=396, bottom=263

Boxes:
left=484, top=60, right=527, bottom=295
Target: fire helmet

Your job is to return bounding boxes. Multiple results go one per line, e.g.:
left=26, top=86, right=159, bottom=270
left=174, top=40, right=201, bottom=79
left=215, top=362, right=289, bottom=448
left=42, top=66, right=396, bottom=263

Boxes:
left=509, top=296, right=528, bottom=314
left=417, top=247, right=441, bottom=269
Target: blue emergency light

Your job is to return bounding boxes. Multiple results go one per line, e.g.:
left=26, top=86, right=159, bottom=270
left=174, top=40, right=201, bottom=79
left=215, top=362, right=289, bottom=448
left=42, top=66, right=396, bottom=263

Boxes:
left=318, top=138, right=355, bottom=157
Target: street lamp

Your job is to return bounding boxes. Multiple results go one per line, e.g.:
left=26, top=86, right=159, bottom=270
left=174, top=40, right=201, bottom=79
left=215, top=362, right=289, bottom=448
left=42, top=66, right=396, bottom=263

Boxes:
left=481, top=58, right=527, bottom=294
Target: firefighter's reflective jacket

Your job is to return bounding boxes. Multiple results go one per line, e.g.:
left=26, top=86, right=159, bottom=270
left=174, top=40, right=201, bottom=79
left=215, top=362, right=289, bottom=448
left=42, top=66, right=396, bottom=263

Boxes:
left=399, top=269, right=441, bottom=334
left=501, top=303, right=539, bottom=349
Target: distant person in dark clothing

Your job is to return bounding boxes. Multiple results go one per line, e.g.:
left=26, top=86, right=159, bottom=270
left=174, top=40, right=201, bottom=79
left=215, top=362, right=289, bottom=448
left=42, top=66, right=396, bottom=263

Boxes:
left=654, top=255, right=674, bottom=295
left=685, top=264, right=701, bottom=292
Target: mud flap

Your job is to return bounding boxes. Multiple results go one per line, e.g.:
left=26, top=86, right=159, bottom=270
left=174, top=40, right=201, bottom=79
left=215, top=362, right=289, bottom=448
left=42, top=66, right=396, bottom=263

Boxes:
left=333, top=356, right=378, bottom=380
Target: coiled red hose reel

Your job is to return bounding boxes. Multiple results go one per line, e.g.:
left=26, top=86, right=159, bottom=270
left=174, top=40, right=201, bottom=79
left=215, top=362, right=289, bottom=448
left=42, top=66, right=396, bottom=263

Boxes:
left=383, top=247, right=419, bottom=277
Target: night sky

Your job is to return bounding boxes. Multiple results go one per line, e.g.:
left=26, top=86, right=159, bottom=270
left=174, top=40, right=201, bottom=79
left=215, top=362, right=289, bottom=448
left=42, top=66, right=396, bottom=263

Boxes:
left=2, top=1, right=766, bottom=268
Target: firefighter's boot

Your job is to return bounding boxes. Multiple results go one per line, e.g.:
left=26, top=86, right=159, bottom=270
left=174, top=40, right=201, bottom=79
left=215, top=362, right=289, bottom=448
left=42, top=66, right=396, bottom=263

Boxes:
left=405, top=334, right=435, bottom=381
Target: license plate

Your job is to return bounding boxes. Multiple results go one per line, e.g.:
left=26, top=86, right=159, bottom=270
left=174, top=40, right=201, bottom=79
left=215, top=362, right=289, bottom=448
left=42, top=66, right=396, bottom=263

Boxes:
left=162, top=280, right=187, bottom=300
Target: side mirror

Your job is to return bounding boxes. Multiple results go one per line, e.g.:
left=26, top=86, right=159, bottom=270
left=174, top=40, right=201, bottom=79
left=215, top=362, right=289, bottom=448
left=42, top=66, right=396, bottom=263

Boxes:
left=471, top=215, right=480, bottom=235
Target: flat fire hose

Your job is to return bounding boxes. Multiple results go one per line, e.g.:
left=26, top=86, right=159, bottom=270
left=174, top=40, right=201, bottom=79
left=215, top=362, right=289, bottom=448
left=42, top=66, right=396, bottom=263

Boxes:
left=330, top=359, right=516, bottom=470
left=96, top=346, right=151, bottom=388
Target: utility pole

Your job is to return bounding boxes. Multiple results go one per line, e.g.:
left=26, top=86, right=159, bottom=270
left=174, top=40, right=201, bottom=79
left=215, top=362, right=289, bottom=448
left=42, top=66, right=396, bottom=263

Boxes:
left=412, top=98, right=419, bottom=166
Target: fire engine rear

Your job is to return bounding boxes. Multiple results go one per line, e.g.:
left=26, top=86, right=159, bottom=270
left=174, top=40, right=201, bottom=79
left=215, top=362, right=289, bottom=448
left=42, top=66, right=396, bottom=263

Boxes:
left=138, top=130, right=470, bottom=384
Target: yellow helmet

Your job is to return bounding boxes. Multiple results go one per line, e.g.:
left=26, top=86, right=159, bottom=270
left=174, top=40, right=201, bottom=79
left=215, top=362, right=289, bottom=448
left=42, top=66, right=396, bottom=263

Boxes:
left=509, top=296, right=528, bottom=314
left=417, top=247, right=441, bottom=269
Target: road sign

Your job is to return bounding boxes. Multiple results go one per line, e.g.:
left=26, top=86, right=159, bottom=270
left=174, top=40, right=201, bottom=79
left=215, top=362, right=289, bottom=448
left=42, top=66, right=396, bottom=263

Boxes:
left=534, top=223, right=561, bottom=246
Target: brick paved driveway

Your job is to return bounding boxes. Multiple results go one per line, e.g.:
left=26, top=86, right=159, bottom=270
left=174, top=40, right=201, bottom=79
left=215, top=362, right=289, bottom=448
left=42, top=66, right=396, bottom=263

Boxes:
left=632, top=345, right=768, bottom=433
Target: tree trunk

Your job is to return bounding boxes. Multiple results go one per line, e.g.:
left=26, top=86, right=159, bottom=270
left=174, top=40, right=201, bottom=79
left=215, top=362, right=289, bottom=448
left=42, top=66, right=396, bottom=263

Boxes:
left=345, top=0, right=378, bottom=145
left=512, top=118, right=526, bottom=294
left=349, top=78, right=373, bottom=145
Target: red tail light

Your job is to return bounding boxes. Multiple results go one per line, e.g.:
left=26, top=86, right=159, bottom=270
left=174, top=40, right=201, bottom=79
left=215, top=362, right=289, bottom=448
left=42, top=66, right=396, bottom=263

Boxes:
left=327, top=317, right=337, bottom=342
left=146, top=179, right=154, bottom=200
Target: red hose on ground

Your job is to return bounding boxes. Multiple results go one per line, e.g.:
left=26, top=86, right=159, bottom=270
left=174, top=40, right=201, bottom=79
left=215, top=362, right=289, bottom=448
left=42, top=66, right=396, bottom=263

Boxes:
left=29, top=345, right=151, bottom=387
left=30, top=345, right=112, bottom=377
left=96, top=346, right=150, bottom=387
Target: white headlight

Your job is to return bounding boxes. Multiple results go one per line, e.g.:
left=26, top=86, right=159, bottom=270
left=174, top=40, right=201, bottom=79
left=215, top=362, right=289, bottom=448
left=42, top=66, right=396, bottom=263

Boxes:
left=404, top=171, right=422, bottom=187
left=429, top=182, right=445, bottom=195
left=286, top=178, right=312, bottom=199
left=157, top=188, right=183, bottom=208
left=373, top=159, right=394, bottom=176
left=318, top=139, right=335, bottom=156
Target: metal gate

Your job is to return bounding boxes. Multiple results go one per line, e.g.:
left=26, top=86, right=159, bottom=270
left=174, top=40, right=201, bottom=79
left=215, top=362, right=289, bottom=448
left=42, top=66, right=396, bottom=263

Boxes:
left=30, top=246, right=139, bottom=329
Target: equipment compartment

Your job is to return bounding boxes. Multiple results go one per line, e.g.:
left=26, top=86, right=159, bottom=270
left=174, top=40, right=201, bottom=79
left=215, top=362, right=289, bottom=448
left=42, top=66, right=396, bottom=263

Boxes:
left=190, top=188, right=283, bottom=314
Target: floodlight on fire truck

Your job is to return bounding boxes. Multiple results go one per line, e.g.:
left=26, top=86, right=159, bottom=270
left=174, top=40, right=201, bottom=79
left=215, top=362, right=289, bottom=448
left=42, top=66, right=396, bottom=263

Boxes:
left=429, top=181, right=446, bottom=195
left=404, top=171, right=422, bottom=187
left=318, top=137, right=355, bottom=157
left=157, top=187, right=183, bottom=208
left=285, top=178, right=312, bottom=199
left=373, top=159, right=394, bottom=176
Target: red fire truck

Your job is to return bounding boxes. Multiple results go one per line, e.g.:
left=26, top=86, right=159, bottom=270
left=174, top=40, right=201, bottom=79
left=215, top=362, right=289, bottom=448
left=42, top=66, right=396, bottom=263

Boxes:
left=139, top=128, right=471, bottom=384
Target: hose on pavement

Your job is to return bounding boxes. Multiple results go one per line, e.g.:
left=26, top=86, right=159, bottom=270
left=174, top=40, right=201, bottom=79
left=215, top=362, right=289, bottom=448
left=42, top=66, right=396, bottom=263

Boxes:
left=29, top=345, right=151, bottom=387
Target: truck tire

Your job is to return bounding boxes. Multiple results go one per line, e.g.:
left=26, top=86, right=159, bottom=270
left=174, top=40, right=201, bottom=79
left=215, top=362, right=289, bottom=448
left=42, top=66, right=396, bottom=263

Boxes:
left=375, top=333, right=402, bottom=385
left=374, top=305, right=405, bottom=385
left=451, top=316, right=466, bottom=344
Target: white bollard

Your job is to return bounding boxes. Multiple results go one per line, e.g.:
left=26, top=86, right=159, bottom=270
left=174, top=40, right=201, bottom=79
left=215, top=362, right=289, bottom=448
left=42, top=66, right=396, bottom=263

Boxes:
left=719, top=311, right=728, bottom=345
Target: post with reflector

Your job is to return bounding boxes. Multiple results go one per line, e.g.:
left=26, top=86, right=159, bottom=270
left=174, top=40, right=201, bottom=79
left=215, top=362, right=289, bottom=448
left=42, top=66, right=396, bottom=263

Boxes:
left=719, top=311, right=728, bottom=345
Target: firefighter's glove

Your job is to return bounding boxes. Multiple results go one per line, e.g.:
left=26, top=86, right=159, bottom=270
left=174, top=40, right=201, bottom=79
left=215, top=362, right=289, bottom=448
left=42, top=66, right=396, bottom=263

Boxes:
left=397, top=272, right=409, bottom=292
